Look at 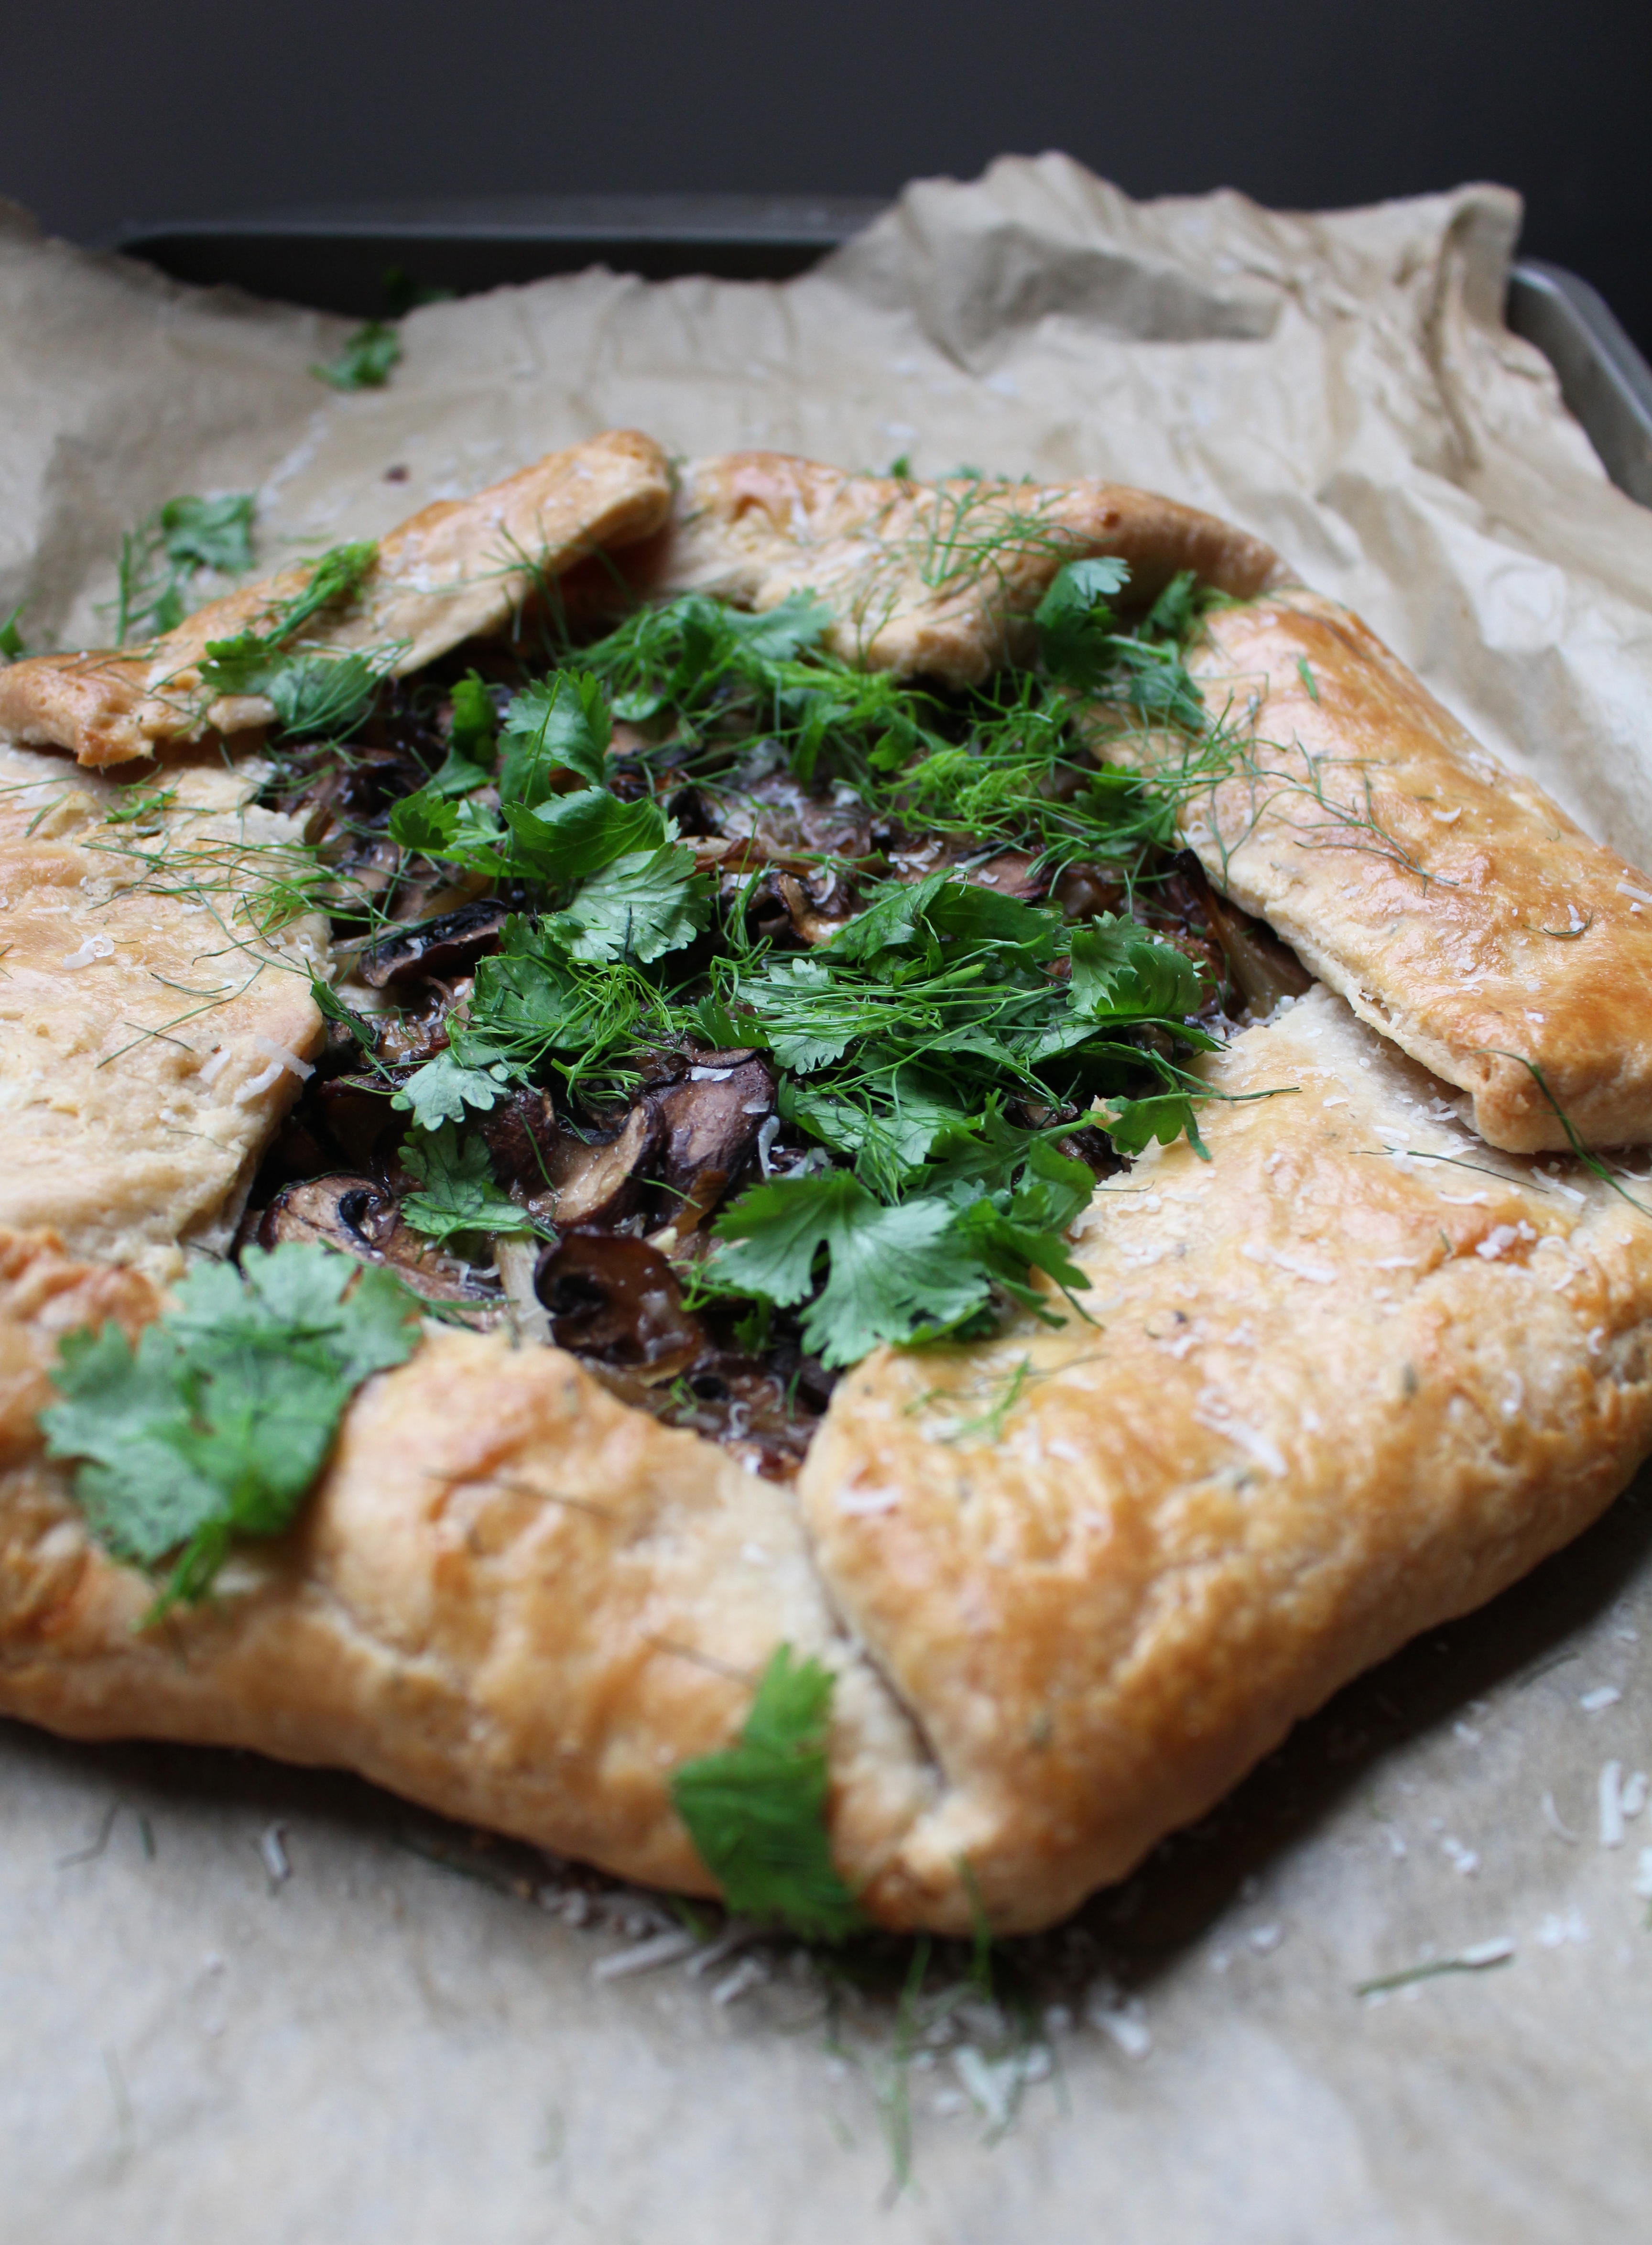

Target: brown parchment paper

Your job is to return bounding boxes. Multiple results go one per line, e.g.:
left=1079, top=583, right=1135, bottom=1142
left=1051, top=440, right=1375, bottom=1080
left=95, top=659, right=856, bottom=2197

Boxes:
left=2, top=154, right=1651, bottom=2245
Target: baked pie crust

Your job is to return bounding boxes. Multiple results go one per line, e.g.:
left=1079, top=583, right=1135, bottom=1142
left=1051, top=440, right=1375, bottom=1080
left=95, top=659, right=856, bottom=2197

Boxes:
left=2, top=443, right=1648, bottom=1934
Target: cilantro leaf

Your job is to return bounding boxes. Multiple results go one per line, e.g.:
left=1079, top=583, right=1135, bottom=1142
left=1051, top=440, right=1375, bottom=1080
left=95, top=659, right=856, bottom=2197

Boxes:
left=1099, top=1090, right=1208, bottom=1158
left=823, top=870, right=1056, bottom=968
left=499, top=671, right=610, bottom=805
left=385, top=787, right=507, bottom=875
left=113, top=492, right=256, bottom=645
left=41, top=1244, right=420, bottom=1614
left=551, top=843, right=710, bottom=964
left=1035, top=556, right=1131, bottom=687
left=671, top=1645, right=863, bottom=1941
left=741, top=956, right=856, bottom=1073
left=0, top=602, right=25, bottom=662
left=721, top=591, right=834, bottom=664
left=311, top=320, right=402, bottom=391
left=781, top=1069, right=979, bottom=1192
left=714, top=1172, right=989, bottom=1367
left=1141, top=567, right=1200, bottom=644
left=391, top=1050, right=512, bottom=1131
left=1068, top=916, right=1205, bottom=1021
left=400, top=1122, right=536, bottom=1243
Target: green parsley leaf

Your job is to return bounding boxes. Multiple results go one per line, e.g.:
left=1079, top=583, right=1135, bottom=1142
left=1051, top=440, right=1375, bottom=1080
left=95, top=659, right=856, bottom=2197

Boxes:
left=311, top=320, right=402, bottom=392
left=391, top=1050, right=512, bottom=1131
left=670, top=1645, right=863, bottom=1941
left=0, top=603, right=27, bottom=662
left=400, top=1122, right=536, bottom=1244
left=499, top=671, right=610, bottom=805
left=713, top=1171, right=989, bottom=1367
left=442, top=665, right=494, bottom=763
left=1035, top=556, right=1131, bottom=687
left=40, top=1243, right=420, bottom=1615
left=823, top=870, right=1057, bottom=969
left=720, top=591, right=834, bottom=665
left=1141, top=567, right=1200, bottom=644
left=1068, top=916, right=1205, bottom=1021
left=551, top=843, right=710, bottom=964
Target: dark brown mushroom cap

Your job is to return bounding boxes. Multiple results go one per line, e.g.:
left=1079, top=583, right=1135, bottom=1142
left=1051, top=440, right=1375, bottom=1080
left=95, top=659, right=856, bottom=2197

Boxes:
left=256, top=1174, right=488, bottom=1302
left=645, top=1052, right=777, bottom=1198
left=359, top=899, right=513, bottom=989
left=533, top=1230, right=704, bottom=1379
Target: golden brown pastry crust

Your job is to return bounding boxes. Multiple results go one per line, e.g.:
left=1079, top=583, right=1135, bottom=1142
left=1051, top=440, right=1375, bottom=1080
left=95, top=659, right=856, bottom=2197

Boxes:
left=627, top=451, right=1288, bottom=684
left=0, top=430, right=674, bottom=768
left=1170, top=590, right=1652, bottom=1152
left=0, top=744, right=326, bottom=1280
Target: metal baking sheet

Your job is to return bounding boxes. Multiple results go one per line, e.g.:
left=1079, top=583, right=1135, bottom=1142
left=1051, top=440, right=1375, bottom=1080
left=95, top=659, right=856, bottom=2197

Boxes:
left=113, top=196, right=1652, bottom=513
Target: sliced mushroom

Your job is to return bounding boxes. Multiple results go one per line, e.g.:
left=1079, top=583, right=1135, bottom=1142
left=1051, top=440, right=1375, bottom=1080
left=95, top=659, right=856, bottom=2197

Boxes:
left=1169, top=849, right=1312, bottom=1014
left=359, top=899, right=512, bottom=989
left=533, top=1230, right=704, bottom=1381
left=256, top=1173, right=488, bottom=1303
left=539, top=1103, right=661, bottom=1226
left=315, top=1073, right=403, bottom=1167
left=774, top=872, right=857, bottom=946
left=644, top=1052, right=776, bottom=1227
left=1051, top=861, right=1129, bottom=922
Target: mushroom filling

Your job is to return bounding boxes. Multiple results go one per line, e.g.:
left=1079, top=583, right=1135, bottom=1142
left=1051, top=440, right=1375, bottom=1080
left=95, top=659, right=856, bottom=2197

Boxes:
left=246, top=567, right=1308, bottom=1478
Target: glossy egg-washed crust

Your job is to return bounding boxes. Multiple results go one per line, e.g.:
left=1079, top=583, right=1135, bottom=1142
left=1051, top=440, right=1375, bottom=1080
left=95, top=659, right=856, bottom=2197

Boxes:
left=2, top=444, right=1652, bottom=1934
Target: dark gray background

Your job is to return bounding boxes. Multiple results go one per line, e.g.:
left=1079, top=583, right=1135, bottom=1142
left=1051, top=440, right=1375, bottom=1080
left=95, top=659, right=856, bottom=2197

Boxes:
left=4, top=0, right=1650, bottom=348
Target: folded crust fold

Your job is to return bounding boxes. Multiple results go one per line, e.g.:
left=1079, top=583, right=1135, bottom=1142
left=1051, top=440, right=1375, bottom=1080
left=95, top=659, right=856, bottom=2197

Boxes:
left=0, top=1230, right=937, bottom=1901
left=800, top=988, right=1652, bottom=1930
left=0, top=745, right=326, bottom=1280
left=0, top=430, right=674, bottom=768
left=1168, top=590, right=1652, bottom=1151
left=627, top=451, right=1288, bottom=684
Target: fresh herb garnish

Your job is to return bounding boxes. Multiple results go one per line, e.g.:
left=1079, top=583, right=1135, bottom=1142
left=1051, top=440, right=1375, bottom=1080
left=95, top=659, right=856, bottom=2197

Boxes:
left=671, top=1644, right=864, bottom=1940
left=257, top=531, right=1258, bottom=1395
left=41, top=1243, right=422, bottom=1616
left=0, top=601, right=28, bottom=662
left=196, top=539, right=382, bottom=722
left=400, top=1122, right=539, bottom=1246
left=115, top=492, right=256, bottom=644
left=312, top=320, right=402, bottom=392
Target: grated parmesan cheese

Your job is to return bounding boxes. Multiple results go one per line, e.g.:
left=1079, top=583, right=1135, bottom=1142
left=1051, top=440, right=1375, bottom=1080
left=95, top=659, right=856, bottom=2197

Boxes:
left=61, top=933, right=115, bottom=969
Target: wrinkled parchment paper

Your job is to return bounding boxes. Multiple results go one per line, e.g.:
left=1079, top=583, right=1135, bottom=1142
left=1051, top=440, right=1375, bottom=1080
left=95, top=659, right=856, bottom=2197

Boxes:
left=3, top=155, right=1651, bottom=2245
